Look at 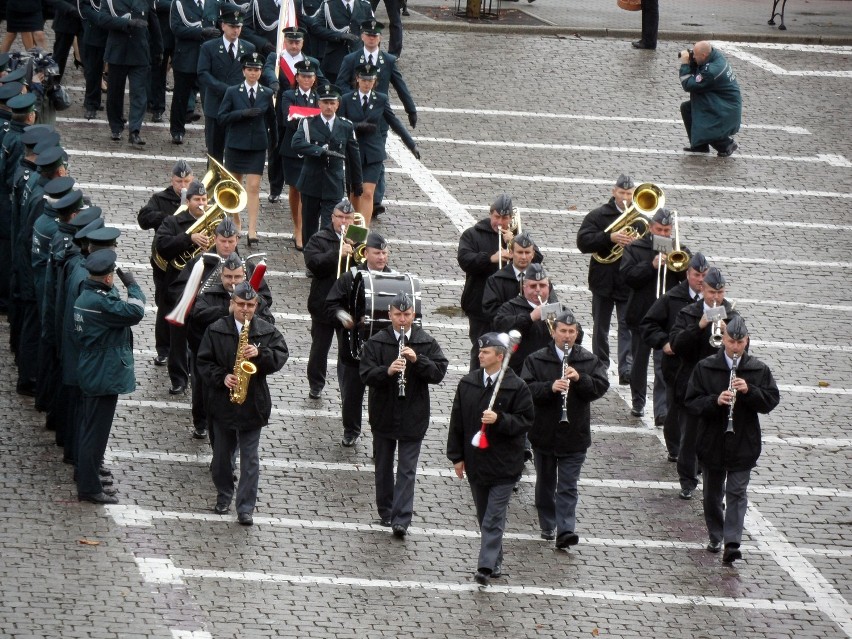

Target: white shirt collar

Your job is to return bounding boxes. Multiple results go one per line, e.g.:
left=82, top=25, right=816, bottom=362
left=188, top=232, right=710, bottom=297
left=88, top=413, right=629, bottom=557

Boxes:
left=554, top=343, right=565, bottom=360
left=362, top=46, right=379, bottom=59
left=689, top=287, right=702, bottom=301
left=483, top=371, right=496, bottom=386
left=358, top=90, right=370, bottom=100
left=282, top=49, right=303, bottom=64
left=322, top=115, right=335, bottom=127
left=223, top=36, right=238, bottom=50
left=235, top=318, right=243, bottom=333
left=393, top=328, right=411, bottom=341
left=244, top=81, right=259, bottom=92
left=512, top=265, right=523, bottom=280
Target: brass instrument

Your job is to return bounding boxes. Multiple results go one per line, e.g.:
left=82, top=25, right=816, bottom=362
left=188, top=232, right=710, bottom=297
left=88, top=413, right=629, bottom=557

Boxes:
left=336, top=212, right=368, bottom=278
left=725, top=353, right=740, bottom=434
left=538, top=295, right=557, bottom=335
left=397, top=332, right=407, bottom=399
left=559, top=350, right=570, bottom=425
left=591, top=183, right=663, bottom=265
left=656, top=210, right=690, bottom=298
left=709, top=301, right=724, bottom=348
left=230, top=316, right=257, bottom=405
left=498, top=208, right=522, bottom=270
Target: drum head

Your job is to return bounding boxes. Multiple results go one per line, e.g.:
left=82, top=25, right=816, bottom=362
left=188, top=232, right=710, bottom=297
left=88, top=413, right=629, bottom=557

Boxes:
left=348, top=271, right=423, bottom=359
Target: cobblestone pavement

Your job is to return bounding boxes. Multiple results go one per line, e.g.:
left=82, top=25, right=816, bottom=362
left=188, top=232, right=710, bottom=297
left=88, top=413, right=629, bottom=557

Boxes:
left=0, top=26, right=851, bottom=639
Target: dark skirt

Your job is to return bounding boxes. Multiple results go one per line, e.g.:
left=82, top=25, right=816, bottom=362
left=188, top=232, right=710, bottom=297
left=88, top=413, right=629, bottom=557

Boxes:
left=282, top=155, right=303, bottom=186
left=361, top=160, right=383, bottom=184
left=6, top=6, right=44, bottom=31
left=224, top=147, right=265, bottom=175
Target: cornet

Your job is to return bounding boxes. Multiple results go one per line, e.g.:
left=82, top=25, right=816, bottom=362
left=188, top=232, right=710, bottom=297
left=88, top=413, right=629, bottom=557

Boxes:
left=709, top=301, right=724, bottom=348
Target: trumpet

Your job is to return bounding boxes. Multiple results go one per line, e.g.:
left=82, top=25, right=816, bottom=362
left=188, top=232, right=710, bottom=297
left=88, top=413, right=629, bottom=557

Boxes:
left=656, top=210, right=690, bottom=298
left=538, top=295, right=556, bottom=335
left=709, top=301, right=724, bottom=348
left=725, top=353, right=740, bottom=434
left=397, top=331, right=407, bottom=399
left=559, top=350, right=570, bottom=425
left=336, top=212, right=368, bottom=278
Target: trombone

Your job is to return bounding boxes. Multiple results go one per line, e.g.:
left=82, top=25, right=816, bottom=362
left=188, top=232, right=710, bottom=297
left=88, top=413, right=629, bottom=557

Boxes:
left=498, top=207, right=523, bottom=269
left=655, top=210, right=690, bottom=298
left=592, top=183, right=662, bottom=265
left=336, top=212, right=368, bottom=278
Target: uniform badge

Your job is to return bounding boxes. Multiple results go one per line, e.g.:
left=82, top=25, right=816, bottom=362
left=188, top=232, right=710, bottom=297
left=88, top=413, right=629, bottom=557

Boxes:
left=695, top=73, right=703, bottom=82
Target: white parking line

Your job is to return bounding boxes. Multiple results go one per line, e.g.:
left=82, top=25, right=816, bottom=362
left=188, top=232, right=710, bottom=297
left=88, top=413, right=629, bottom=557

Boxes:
left=715, top=42, right=852, bottom=78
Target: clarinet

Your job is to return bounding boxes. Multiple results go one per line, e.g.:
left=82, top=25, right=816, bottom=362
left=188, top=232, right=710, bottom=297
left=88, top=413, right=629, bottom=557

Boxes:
left=725, top=354, right=740, bottom=434
left=397, top=332, right=406, bottom=399
left=559, top=350, right=570, bottom=425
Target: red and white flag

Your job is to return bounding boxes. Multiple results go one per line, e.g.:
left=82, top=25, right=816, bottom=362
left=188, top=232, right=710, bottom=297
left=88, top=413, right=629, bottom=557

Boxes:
left=288, top=105, right=322, bottom=121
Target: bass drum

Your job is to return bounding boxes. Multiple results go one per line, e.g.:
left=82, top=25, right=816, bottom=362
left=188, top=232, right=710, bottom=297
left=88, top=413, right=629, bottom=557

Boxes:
left=346, top=271, right=422, bottom=361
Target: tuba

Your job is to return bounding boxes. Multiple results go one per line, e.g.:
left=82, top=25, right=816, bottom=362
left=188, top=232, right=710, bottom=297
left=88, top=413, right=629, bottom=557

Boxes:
left=592, top=183, right=663, bottom=265
left=230, top=317, right=257, bottom=405
left=336, top=213, right=368, bottom=278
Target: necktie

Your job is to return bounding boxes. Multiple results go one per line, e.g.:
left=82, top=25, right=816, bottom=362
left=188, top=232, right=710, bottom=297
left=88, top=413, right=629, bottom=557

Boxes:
left=368, top=53, right=374, bottom=66
left=228, top=43, right=235, bottom=59
left=197, top=0, right=202, bottom=8
left=249, top=87, right=255, bottom=105
left=326, top=119, right=332, bottom=131
left=362, top=94, right=368, bottom=109
left=345, top=2, right=351, bottom=17
left=486, top=377, right=493, bottom=390
left=695, top=293, right=701, bottom=302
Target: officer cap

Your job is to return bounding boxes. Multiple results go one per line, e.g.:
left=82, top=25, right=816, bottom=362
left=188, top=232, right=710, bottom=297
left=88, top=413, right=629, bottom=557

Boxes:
left=233, top=281, right=257, bottom=300
left=725, top=315, right=748, bottom=340
left=74, top=217, right=105, bottom=240
left=33, top=133, right=62, bottom=155
left=615, top=174, right=635, bottom=189
left=522, top=263, right=548, bottom=282
left=240, top=51, right=264, bottom=68
left=36, top=146, right=66, bottom=171
left=652, top=207, right=673, bottom=225
left=22, top=126, right=55, bottom=147
left=172, top=159, right=192, bottom=178
left=360, top=19, right=384, bottom=35
left=0, top=53, right=10, bottom=71
left=389, top=292, right=413, bottom=311
left=294, top=59, right=317, bottom=76
left=68, top=206, right=103, bottom=230
left=554, top=310, right=578, bottom=326
left=52, top=189, right=85, bottom=216
left=478, top=331, right=508, bottom=351
left=511, top=231, right=534, bottom=249
left=688, top=251, right=709, bottom=272
left=0, top=66, right=27, bottom=85
left=215, top=217, right=239, bottom=237
left=355, top=63, right=378, bottom=79
left=282, top=25, right=306, bottom=39
left=8, top=92, right=36, bottom=114
left=84, top=249, right=117, bottom=276
left=703, top=267, right=726, bottom=290
left=0, top=82, right=22, bottom=103
left=87, top=226, right=121, bottom=246
left=44, top=176, right=76, bottom=199
left=491, top=193, right=513, bottom=216
left=365, top=232, right=387, bottom=250
left=316, top=82, right=340, bottom=101
left=223, top=252, right=243, bottom=270
left=185, top=179, right=206, bottom=198
left=219, top=3, right=245, bottom=25
left=334, top=197, right=354, bottom=214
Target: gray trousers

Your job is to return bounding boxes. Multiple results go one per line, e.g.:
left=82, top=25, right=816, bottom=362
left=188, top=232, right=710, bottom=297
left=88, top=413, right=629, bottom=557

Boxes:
left=469, top=481, right=514, bottom=573
left=212, top=425, right=262, bottom=515
left=373, top=434, right=422, bottom=528
left=703, top=467, right=751, bottom=545
left=534, top=450, right=586, bottom=536
left=677, top=409, right=700, bottom=491
left=591, top=294, right=632, bottom=377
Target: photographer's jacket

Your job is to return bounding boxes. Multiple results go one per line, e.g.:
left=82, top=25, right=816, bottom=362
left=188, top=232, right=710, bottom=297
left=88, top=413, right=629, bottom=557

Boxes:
left=679, top=47, right=742, bottom=147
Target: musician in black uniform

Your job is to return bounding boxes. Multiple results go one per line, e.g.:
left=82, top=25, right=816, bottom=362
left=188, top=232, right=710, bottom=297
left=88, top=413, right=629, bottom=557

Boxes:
left=138, top=160, right=194, bottom=366
left=521, top=311, right=608, bottom=547
left=620, top=208, right=688, bottom=421
left=576, top=174, right=638, bottom=385
left=360, top=292, right=448, bottom=537
left=685, top=316, right=779, bottom=563
left=481, top=231, right=545, bottom=318
left=197, top=281, right=289, bottom=526
left=324, top=231, right=391, bottom=446
left=668, top=267, right=740, bottom=501
left=641, top=252, right=708, bottom=461
left=447, top=332, right=534, bottom=586
left=154, top=179, right=212, bottom=396
left=303, top=198, right=355, bottom=399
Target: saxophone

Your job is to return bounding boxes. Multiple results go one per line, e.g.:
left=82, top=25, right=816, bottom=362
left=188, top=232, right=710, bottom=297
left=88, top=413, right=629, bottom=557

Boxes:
left=230, top=317, right=258, bottom=405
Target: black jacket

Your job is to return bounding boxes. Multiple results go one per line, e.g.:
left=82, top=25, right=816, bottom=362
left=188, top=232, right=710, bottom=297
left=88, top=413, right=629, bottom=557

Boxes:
left=303, top=225, right=341, bottom=319
left=138, top=186, right=181, bottom=269
left=640, top=280, right=698, bottom=384
left=620, top=235, right=688, bottom=329
left=154, top=209, right=198, bottom=292
left=187, top=282, right=274, bottom=353
left=576, top=198, right=634, bottom=300
left=686, top=351, right=779, bottom=471
left=359, top=325, right=448, bottom=441
left=668, top=299, right=740, bottom=403
left=196, top=314, right=288, bottom=430
left=447, top=368, right=534, bottom=486
left=493, top=294, right=559, bottom=374
left=481, top=261, right=550, bottom=318
left=521, top=343, right=609, bottom=455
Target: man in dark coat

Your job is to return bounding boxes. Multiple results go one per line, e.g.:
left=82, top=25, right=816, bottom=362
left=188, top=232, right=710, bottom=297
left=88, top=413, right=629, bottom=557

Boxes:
left=620, top=208, right=688, bottom=421
left=197, top=281, right=288, bottom=525
left=685, top=316, right=779, bottom=563
left=303, top=198, right=354, bottom=399
left=679, top=41, right=742, bottom=157
left=51, top=0, right=83, bottom=82
left=315, top=0, right=372, bottom=83
left=447, top=331, right=534, bottom=587
left=360, top=292, right=448, bottom=537
left=78, top=0, right=108, bottom=119
left=149, top=0, right=174, bottom=122
left=138, top=159, right=194, bottom=366
left=640, top=252, right=709, bottom=461
left=74, top=250, right=145, bottom=504
left=481, top=231, right=544, bottom=318
left=668, top=267, right=740, bottom=500
left=521, top=311, right=608, bottom=548
left=576, top=173, right=638, bottom=385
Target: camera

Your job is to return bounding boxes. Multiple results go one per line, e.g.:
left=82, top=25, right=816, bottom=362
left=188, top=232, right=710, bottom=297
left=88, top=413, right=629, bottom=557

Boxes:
left=679, top=49, right=695, bottom=65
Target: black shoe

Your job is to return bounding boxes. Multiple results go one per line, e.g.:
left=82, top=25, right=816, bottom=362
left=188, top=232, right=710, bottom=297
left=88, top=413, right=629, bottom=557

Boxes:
left=267, top=193, right=281, bottom=203
left=79, top=492, right=119, bottom=504
left=192, top=425, right=207, bottom=439
left=683, top=144, right=710, bottom=153
left=618, top=374, right=631, bottom=386
left=110, top=131, right=121, bottom=141
left=102, top=487, right=118, bottom=496
left=392, top=524, right=407, bottom=538
left=401, top=5, right=410, bottom=15
left=169, top=384, right=187, bottom=395
left=541, top=529, right=556, bottom=541
left=512, top=481, right=520, bottom=492
left=152, top=111, right=164, bottom=123
left=555, top=532, right=580, bottom=549
left=84, top=109, right=96, bottom=119
left=632, top=40, right=656, bottom=49
left=372, top=204, right=385, bottom=217
left=491, top=564, right=502, bottom=579
left=100, top=476, right=114, bottom=487
left=129, top=132, right=146, bottom=146
left=308, top=389, right=322, bottom=399
left=341, top=434, right=359, bottom=447
left=247, top=235, right=260, bottom=248
left=679, top=488, right=694, bottom=500
left=667, top=453, right=678, bottom=462
left=99, top=466, right=113, bottom=477
left=152, top=355, right=168, bottom=366
left=238, top=512, right=254, bottom=526
left=722, top=544, right=742, bottom=564
left=630, top=407, right=644, bottom=417
left=305, top=269, right=314, bottom=278
left=523, top=449, right=533, bottom=462
left=213, top=503, right=230, bottom=515
left=474, top=570, right=491, bottom=586
left=376, top=518, right=392, bottom=527
left=171, top=134, right=184, bottom=144
left=655, top=414, right=666, bottom=427
left=707, top=540, right=722, bottom=553
left=16, top=383, right=36, bottom=397
left=717, top=142, right=739, bottom=158
left=187, top=111, right=202, bottom=122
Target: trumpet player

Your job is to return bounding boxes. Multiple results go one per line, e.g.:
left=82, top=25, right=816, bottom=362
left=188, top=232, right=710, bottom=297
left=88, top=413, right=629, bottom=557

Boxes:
left=481, top=231, right=545, bottom=317
left=521, top=311, right=608, bottom=548
left=621, top=208, right=689, bottom=421
left=685, top=316, right=778, bottom=563
left=668, top=267, right=740, bottom=501
left=196, top=282, right=289, bottom=526
left=359, top=292, right=448, bottom=537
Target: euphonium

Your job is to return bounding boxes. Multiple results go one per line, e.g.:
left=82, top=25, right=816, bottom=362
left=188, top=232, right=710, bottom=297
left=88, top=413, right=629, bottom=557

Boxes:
left=230, top=317, right=257, bottom=405
left=336, top=212, right=368, bottom=278
left=631, top=183, right=665, bottom=217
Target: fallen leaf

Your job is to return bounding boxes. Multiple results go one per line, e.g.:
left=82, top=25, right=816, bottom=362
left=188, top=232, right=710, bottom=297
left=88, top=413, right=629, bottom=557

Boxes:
left=78, top=539, right=101, bottom=546
left=591, top=629, right=600, bottom=637
left=818, top=380, right=830, bottom=387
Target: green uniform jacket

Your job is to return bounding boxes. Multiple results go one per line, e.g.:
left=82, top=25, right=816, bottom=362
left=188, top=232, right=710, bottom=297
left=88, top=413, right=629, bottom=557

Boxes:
left=679, top=48, right=742, bottom=147
left=74, top=279, right=146, bottom=396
